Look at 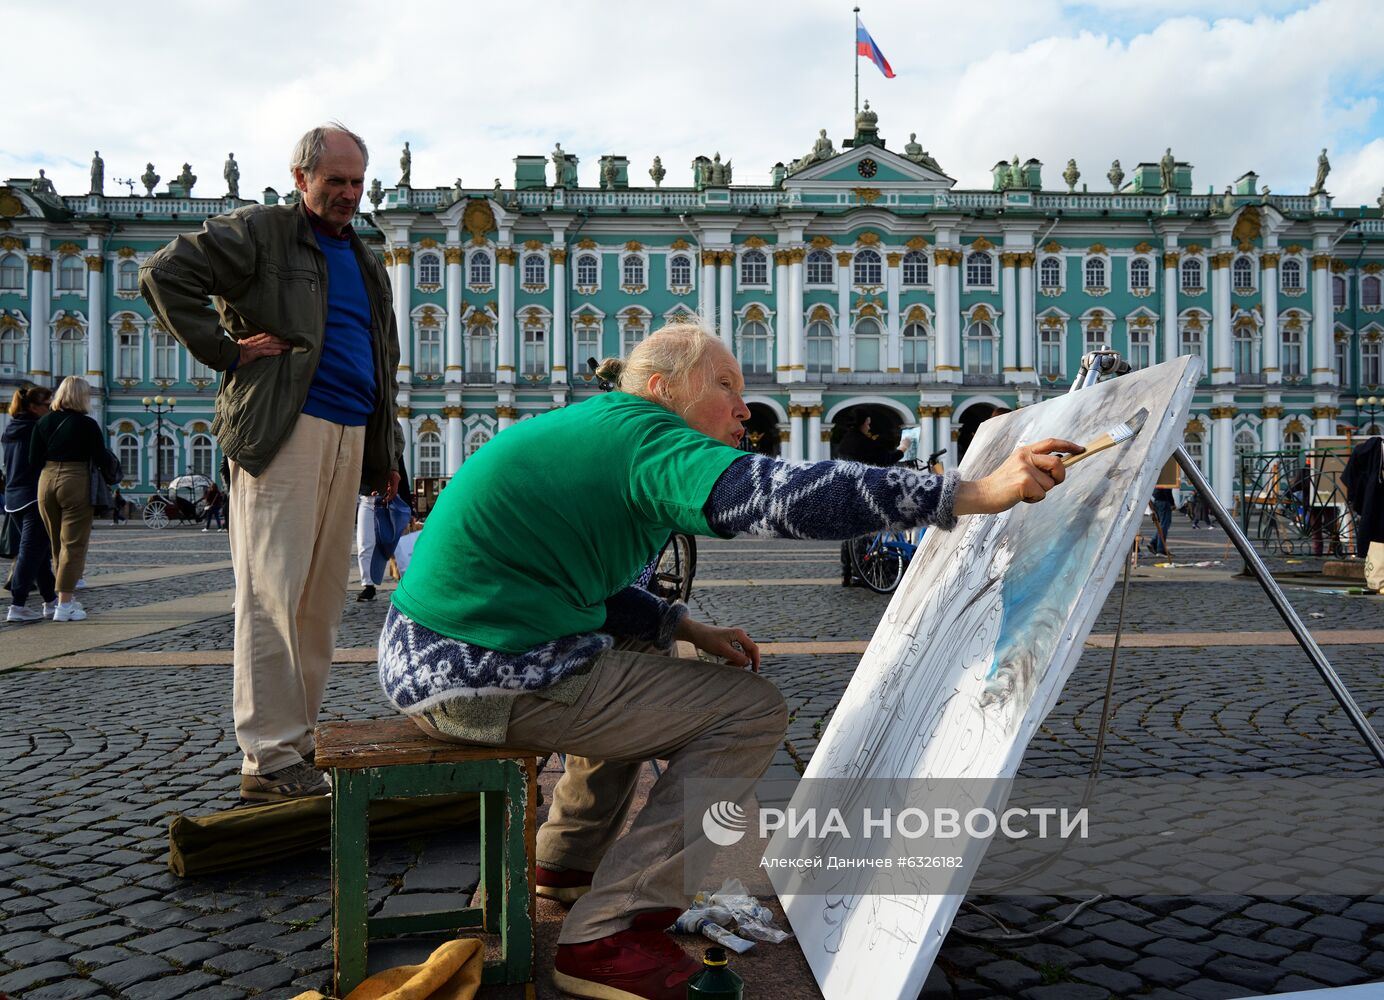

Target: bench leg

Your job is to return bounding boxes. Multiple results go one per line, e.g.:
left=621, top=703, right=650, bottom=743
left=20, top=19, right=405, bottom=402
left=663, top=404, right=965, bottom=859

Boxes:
left=480, top=788, right=503, bottom=932
left=501, top=758, right=536, bottom=984
left=332, top=769, right=370, bottom=998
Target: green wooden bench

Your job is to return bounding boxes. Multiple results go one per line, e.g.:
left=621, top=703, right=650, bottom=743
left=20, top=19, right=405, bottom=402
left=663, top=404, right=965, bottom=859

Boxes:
left=315, top=717, right=539, bottom=998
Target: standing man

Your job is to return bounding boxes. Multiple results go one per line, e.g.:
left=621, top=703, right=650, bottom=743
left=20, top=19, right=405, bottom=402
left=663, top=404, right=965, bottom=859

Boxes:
left=141, top=124, right=402, bottom=801
left=836, top=414, right=904, bottom=586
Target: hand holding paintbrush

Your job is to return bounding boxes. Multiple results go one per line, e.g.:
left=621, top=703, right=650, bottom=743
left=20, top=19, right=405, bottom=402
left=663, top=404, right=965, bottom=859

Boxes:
left=1062, top=408, right=1149, bottom=467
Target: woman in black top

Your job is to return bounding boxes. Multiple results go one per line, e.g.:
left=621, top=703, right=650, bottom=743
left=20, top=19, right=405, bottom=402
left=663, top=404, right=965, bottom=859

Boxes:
left=31, top=376, right=106, bottom=621
left=3, top=383, right=58, bottom=622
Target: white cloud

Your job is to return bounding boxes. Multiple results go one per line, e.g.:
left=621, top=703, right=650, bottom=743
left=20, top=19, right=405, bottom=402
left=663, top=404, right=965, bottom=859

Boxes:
left=1, top=0, right=1380, bottom=208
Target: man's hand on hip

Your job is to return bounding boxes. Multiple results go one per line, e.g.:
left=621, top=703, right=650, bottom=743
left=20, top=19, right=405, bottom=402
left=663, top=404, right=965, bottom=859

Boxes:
left=237, top=332, right=290, bottom=367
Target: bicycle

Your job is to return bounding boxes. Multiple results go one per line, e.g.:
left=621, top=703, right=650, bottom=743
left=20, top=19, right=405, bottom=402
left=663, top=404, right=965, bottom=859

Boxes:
left=848, top=527, right=919, bottom=594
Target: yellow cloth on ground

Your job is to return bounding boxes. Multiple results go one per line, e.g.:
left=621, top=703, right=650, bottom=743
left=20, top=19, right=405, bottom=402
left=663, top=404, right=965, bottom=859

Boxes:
left=290, top=938, right=483, bottom=1000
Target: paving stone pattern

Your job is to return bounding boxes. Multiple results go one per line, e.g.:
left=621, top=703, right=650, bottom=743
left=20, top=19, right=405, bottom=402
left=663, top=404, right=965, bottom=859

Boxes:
left=1, top=520, right=1382, bottom=998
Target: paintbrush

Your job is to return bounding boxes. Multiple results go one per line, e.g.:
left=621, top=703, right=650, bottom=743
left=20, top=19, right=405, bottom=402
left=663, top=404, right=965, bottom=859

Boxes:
left=1062, top=407, right=1149, bottom=467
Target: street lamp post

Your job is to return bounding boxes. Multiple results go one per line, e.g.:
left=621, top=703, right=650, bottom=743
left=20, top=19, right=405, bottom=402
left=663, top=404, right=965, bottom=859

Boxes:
left=1355, top=395, right=1380, bottom=433
left=142, top=394, right=177, bottom=492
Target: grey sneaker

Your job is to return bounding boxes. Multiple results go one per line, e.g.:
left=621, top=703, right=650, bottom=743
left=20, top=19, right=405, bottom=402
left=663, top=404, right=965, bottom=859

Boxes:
left=6, top=605, right=41, bottom=623
left=239, top=761, right=329, bottom=802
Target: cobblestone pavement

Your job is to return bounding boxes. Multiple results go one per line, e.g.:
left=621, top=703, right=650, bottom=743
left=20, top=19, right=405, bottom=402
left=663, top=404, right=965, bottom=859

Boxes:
left=1, top=519, right=1382, bottom=998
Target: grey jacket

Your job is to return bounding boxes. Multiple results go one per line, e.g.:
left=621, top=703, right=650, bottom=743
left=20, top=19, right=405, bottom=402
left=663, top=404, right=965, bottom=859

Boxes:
left=139, top=201, right=402, bottom=491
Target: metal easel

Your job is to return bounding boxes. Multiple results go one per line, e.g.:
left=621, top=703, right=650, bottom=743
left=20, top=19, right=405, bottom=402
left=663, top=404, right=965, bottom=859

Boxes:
left=1072, top=350, right=1384, bottom=767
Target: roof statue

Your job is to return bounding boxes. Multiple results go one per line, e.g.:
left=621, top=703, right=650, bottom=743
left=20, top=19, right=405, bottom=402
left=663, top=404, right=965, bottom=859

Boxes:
left=90, top=151, right=104, bottom=196
left=1311, top=148, right=1329, bottom=195
left=1160, top=147, right=1176, bottom=193
left=1107, top=159, right=1124, bottom=192
left=141, top=163, right=160, bottom=197
left=492, top=178, right=502, bottom=201
left=453, top=177, right=465, bottom=201
left=399, top=142, right=412, bottom=186
left=601, top=157, right=617, bottom=190
left=1261, top=185, right=1272, bottom=205
left=368, top=178, right=383, bottom=209
left=224, top=153, right=239, bottom=198
left=902, top=132, right=944, bottom=174
left=551, top=143, right=569, bottom=187
left=708, top=153, right=729, bottom=186
left=33, top=169, right=57, bottom=196
left=177, top=163, right=197, bottom=195
left=790, top=130, right=837, bottom=174
left=649, top=156, right=666, bottom=188
left=1063, top=158, right=1080, bottom=194
left=852, top=100, right=882, bottom=147
left=1222, top=186, right=1235, bottom=217
left=1009, top=155, right=1023, bottom=190
left=1378, top=185, right=1384, bottom=213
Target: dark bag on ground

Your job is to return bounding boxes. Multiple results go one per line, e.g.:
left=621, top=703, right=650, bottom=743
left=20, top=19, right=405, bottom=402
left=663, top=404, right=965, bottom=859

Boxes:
left=0, top=509, right=19, bottom=560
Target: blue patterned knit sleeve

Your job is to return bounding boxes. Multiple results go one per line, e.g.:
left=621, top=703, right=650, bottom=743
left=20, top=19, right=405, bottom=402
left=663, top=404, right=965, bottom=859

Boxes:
left=704, top=455, right=959, bottom=540
left=602, top=585, right=688, bottom=648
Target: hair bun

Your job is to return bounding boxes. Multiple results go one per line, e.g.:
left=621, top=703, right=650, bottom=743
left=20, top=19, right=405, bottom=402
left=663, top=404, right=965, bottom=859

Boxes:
left=594, top=357, right=624, bottom=382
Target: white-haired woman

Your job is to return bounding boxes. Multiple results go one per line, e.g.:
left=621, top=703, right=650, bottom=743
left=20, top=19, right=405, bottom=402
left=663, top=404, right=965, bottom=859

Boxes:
left=378, top=324, right=1078, bottom=1000
left=31, top=376, right=105, bottom=621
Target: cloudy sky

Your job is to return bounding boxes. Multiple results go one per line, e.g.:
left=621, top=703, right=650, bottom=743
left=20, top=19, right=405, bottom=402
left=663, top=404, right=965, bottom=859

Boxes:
left=4, top=0, right=1382, bottom=207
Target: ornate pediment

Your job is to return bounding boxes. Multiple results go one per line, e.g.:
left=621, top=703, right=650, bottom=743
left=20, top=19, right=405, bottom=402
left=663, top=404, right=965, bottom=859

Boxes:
left=783, top=143, right=955, bottom=189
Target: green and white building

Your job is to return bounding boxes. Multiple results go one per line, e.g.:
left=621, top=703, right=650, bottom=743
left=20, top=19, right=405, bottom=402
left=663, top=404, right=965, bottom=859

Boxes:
left=3, top=106, right=1382, bottom=503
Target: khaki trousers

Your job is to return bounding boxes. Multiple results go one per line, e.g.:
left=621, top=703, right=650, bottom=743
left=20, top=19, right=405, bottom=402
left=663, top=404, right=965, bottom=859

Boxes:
left=37, top=462, right=93, bottom=594
left=229, top=414, right=364, bottom=775
left=421, top=646, right=788, bottom=944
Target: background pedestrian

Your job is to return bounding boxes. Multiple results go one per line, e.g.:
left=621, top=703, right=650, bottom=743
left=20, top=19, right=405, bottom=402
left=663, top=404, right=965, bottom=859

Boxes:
left=3, top=383, right=58, bottom=622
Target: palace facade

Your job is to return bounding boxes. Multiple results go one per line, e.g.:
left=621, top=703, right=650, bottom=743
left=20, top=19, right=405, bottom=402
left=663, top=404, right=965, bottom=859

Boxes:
left=2, top=107, right=1382, bottom=503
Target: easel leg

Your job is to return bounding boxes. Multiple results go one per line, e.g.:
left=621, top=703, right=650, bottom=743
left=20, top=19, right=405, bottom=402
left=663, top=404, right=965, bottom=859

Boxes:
left=1175, top=447, right=1384, bottom=767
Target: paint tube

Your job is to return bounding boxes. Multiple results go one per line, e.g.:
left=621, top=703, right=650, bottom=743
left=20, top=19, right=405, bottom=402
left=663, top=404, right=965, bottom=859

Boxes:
left=673, top=911, right=756, bottom=954
left=706, top=878, right=794, bottom=944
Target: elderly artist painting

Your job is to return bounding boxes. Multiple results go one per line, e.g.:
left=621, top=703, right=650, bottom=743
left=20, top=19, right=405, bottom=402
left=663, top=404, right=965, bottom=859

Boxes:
left=379, top=324, right=1078, bottom=1000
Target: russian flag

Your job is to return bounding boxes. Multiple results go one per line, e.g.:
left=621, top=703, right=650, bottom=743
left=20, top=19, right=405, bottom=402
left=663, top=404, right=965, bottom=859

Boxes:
left=856, top=15, right=895, bottom=79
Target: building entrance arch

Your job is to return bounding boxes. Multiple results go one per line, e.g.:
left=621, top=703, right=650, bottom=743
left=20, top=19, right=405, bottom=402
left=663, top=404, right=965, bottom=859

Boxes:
left=955, top=399, right=1011, bottom=463
left=742, top=402, right=781, bottom=455
left=830, top=402, right=904, bottom=459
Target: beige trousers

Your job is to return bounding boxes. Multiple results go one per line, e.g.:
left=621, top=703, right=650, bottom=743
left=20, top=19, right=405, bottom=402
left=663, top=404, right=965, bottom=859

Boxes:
left=37, top=462, right=93, bottom=594
left=229, top=414, right=364, bottom=775
left=420, top=645, right=788, bottom=945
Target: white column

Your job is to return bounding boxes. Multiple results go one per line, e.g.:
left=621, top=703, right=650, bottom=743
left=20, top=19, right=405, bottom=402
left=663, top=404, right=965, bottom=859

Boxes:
left=27, top=250, right=50, bottom=383
left=444, top=405, right=464, bottom=475
left=1017, top=253, right=1036, bottom=379
left=1000, top=253, right=1017, bottom=379
left=1210, top=251, right=1233, bottom=385
left=444, top=247, right=463, bottom=384
left=497, top=402, right=516, bottom=433
left=933, top=251, right=957, bottom=381
left=1262, top=398, right=1283, bottom=454
left=1211, top=401, right=1235, bottom=505
left=917, top=406, right=935, bottom=464
left=1313, top=394, right=1334, bottom=438
left=1162, top=250, right=1180, bottom=364
left=885, top=252, right=902, bottom=373
left=1261, top=255, right=1280, bottom=383
left=392, top=248, right=412, bottom=380
left=835, top=252, right=852, bottom=372
left=1311, top=251, right=1333, bottom=386
left=941, top=406, right=958, bottom=468
left=497, top=247, right=515, bottom=384
left=788, top=251, right=805, bottom=382
left=774, top=251, right=789, bottom=380
left=806, top=406, right=822, bottom=462
left=787, top=406, right=803, bottom=461
left=718, top=251, right=733, bottom=349
left=400, top=410, right=416, bottom=474
left=700, top=251, right=717, bottom=327
left=551, top=247, right=568, bottom=384
left=85, top=247, right=105, bottom=425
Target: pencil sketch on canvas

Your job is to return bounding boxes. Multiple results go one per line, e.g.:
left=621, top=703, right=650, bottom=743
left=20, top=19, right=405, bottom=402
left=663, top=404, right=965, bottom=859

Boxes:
left=775, top=356, right=1201, bottom=1000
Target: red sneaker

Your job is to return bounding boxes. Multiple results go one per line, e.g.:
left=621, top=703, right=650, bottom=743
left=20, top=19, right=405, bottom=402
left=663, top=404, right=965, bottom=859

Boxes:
left=552, top=910, right=697, bottom=1000
left=537, top=864, right=595, bottom=904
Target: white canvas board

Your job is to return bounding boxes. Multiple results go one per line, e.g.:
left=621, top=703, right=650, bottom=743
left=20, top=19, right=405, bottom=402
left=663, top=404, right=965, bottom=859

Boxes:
left=777, top=356, right=1201, bottom=1000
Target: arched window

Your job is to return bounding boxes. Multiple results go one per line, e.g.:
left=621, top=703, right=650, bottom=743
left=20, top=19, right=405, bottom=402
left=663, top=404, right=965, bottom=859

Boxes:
left=1336, top=337, right=1350, bottom=386
left=1232, top=255, right=1255, bottom=291
left=805, top=250, right=833, bottom=285
left=1280, top=258, right=1304, bottom=292
left=1284, top=428, right=1305, bottom=452
left=669, top=254, right=692, bottom=287
left=56, top=255, right=84, bottom=292
left=416, top=252, right=441, bottom=286
left=1233, top=429, right=1259, bottom=488
left=572, top=321, right=600, bottom=370
left=1084, top=321, right=1109, bottom=356
left=1363, top=275, right=1382, bottom=309
left=1130, top=258, right=1151, bottom=291
left=1084, top=257, right=1106, bottom=289
left=1281, top=323, right=1303, bottom=378
left=1, top=322, right=27, bottom=369
left=522, top=323, right=547, bottom=376
left=1363, top=338, right=1383, bottom=387
left=1128, top=324, right=1153, bottom=369
left=1180, top=257, right=1203, bottom=291
left=1183, top=431, right=1205, bottom=471
left=806, top=320, right=834, bottom=374
left=901, top=251, right=928, bottom=286
left=468, top=251, right=492, bottom=286
left=965, top=252, right=993, bottom=287
left=416, top=323, right=442, bottom=376
left=157, top=433, right=178, bottom=486
left=1234, top=324, right=1259, bottom=375
left=1180, top=317, right=1204, bottom=359
left=418, top=431, right=443, bottom=477
left=964, top=320, right=996, bottom=374
left=189, top=434, right=214, bottom=479
left=151, top=328, right=178, bottom=381
left=468, top=322, right=494, bottom=375
left=464, top=429, right=491, bottom=458
left=854, top=317, right=881, bottom=372
left=0, top=254, right=24, bottom=290
left=621, top=318, right=646, bottom=355
left=117, top=259, right=139, bottom=292
left=117, top=433, right=139, bottom=482
left=1038, top=256, right=1063, bottom=292
left=1038, top=324, right=1063, bottom=377
left=522, top=254, right=545, bottom=286
left=738, top=320, right=771, bottom=374
left=575, top=253, right=598, bottom=286
left=1333, top=275, right=1348, bottom=309
left=739, top=250, right=767, bottom=286
left=54, top=325, right=85, bottom=378
left=115, top=321, right=141, bottom=380
left=901, top=321, right=930, bottom=373
left=622, top=255, right=645, bottom=288
left=853, top=249, right=882, bottom=286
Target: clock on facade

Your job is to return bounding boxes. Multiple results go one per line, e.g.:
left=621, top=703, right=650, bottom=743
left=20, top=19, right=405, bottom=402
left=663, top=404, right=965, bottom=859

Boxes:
left=858, top=158, right=878, bottom=178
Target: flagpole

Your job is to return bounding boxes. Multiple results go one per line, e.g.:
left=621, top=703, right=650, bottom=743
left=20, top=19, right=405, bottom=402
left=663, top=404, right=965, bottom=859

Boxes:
left=853, top=5, right=860, bottom=119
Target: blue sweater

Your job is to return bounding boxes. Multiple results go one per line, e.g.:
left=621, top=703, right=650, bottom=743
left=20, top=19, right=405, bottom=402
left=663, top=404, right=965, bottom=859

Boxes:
left=302, top=230, right=376, bottom=427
